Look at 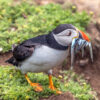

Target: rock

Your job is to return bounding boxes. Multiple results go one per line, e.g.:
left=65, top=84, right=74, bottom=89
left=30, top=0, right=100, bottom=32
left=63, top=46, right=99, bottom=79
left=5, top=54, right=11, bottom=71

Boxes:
left=79, top=59, right=89, bottom=67
left=85, top=76, right=90, bottom=81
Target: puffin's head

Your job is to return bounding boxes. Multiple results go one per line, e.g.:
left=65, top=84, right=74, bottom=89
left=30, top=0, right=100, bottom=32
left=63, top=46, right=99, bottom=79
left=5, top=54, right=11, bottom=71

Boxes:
left=52, top=24, right=90, bottom=46
left=52, top=24, right=79, bottom=46
left=52, top=24, right=93, bottom=69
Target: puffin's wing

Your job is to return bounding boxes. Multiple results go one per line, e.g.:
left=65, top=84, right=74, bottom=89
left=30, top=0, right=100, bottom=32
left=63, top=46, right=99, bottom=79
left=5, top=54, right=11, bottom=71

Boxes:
left=13, top=43, right=39, bottom=62
left=5, top=44, right=35, bottom=65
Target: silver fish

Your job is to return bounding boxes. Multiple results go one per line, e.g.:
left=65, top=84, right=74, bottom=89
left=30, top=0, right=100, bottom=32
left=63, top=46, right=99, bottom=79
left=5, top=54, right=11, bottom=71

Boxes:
left=70, top=38, right=93, bottom=70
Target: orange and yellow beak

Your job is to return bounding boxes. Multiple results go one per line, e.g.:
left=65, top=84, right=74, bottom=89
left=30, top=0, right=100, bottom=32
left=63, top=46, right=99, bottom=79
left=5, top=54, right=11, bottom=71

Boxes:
left=78, top=30, right=90, bottom=42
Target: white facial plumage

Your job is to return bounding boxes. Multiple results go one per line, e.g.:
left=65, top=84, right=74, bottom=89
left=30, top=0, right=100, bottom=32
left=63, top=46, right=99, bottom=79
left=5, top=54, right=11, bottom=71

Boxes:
left=53, top=29, right=79, bottom=46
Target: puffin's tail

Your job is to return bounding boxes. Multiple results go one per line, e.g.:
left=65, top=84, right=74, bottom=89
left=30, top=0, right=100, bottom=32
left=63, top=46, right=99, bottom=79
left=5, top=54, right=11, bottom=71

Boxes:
left=5, top=56, right=19, bottom=66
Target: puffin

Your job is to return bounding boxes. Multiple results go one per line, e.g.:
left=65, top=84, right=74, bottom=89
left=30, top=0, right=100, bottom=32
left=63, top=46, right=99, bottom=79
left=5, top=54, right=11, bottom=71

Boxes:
left=6, top=24, right=92, bottom=93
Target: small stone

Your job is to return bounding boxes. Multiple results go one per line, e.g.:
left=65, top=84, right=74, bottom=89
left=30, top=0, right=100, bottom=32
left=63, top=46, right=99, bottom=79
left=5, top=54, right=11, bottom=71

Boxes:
left=85, top=76, right=90, bottom=81
left=79, top=59, right=89, bottom=67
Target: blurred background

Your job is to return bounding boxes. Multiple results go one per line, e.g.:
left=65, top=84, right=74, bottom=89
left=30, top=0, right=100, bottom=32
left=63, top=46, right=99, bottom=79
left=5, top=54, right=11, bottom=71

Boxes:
left=0, top=0, right=100, bottom=100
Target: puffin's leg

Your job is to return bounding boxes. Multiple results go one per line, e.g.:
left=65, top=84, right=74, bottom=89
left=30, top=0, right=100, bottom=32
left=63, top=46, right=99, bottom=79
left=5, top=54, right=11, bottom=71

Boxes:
left=48, top=70, right=61, bottom=94
left=25, top=74, right=43, bottom=92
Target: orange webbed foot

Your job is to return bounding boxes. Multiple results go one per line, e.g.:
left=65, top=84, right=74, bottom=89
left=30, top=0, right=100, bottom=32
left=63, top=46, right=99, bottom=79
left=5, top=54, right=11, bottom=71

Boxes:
left=25, top=74, right=43, bottom=92
left=30, top=83, right=43, bottom=92
left=49, top=85, right=62, bottom=94
left=48, top=75, right=62, bottom=94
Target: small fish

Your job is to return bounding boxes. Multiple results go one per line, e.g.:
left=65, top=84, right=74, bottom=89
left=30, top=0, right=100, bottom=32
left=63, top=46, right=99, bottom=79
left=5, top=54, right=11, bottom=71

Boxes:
left=70, top=38, right=93, bottom=70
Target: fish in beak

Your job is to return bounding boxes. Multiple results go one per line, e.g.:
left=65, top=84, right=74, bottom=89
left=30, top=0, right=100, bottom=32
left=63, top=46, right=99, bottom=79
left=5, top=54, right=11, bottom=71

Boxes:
left=70, top=29, right=93, bottom=70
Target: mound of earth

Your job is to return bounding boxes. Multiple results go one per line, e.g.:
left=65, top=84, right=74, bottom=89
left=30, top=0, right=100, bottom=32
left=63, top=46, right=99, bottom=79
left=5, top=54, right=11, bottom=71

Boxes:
left=40, top=92, right=75, bottom=100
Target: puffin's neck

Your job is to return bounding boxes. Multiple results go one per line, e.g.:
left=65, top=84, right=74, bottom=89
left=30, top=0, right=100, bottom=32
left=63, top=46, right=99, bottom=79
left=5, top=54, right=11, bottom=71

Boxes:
left=46, top=32, right=68, bottom=50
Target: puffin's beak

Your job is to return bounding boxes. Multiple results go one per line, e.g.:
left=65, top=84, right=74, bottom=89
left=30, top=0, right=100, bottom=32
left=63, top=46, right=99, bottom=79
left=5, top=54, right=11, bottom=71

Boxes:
left=70, top=30, right=93, bottom=70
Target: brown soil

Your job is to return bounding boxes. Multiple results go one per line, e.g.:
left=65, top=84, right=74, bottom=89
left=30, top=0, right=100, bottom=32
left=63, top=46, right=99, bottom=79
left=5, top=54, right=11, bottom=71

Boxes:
left=0, top=52, right=12, bottom=66
left=40, top=92, right=75, bottom=100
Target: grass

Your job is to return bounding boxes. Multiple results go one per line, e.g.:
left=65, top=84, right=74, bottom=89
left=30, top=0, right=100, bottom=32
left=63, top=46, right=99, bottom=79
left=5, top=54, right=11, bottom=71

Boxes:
left=0, top=1, right=90, bottom=52
left=60, top=71, right=96, bottom=100
left=0, top=1, right=95, bottom=100
left=0, top=66, right=96, bottom=100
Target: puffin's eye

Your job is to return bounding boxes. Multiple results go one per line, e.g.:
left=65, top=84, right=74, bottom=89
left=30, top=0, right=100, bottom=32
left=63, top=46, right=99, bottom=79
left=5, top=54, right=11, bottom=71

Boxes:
left=67, top=31, right=71, bottom=36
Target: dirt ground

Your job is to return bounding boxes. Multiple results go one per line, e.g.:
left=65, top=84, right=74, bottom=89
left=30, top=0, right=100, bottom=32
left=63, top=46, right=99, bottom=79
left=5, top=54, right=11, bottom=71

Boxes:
left=40, top=92, right=75, bottom=100
left=0, top=0, right=100, bottom=100
left=0, top=52, right=12, bottom=66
